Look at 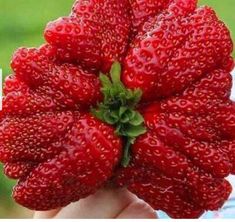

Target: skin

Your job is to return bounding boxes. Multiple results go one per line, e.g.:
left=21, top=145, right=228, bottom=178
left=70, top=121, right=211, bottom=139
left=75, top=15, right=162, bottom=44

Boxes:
left=34, top=188, right=158, bottom=219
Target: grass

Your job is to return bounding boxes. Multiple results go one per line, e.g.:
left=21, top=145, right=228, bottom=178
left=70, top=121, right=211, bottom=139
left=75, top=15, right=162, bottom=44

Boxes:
left=0, top=0, right=234, bottom=218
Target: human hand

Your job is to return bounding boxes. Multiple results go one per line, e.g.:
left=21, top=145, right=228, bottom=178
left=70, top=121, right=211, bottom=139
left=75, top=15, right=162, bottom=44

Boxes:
left=34, top=188, right=157, bottom=219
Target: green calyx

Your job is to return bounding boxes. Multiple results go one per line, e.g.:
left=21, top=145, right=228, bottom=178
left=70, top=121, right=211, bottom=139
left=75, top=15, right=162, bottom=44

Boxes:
left=92, top=62, right=146, bottom=167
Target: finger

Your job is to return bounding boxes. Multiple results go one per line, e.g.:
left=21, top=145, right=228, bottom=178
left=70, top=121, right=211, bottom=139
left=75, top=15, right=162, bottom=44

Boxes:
left=116, top=199, right=158, bottom=219
left=129, top=182, right=204, bottom=219
left=54, top=188, right=138, bottom=218
left=34, top=209, right=61, bottom=219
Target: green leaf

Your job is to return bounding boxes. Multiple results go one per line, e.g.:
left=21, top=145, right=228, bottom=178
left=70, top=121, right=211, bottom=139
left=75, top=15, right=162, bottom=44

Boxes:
left=115, top=124, right=127, bottom=136
left=100, top=74, right=112, bottom=89
left=109, top=87, right=118, bottom=99
left=120, top=113, right=130, bottom=123
left=126, top=90, right=134, bottom=101
left=110, top=110, right=119, bottom=122
left=91, top=109, right=104, bottom=121
left=99, top=103, right=109, bottom=110
left=119, top=92, right=127, bottom=105
left=120, top=108, right=135, bottom=123
left=129, top=137, right=136, bottom=144
left=127, top=110, right=136, bottom=120
left=125, top=124, right=147, bottom=138
left=110, top=62, right=122, bottom=85
left=129, top=112, right=145, bottom=126
left=119, top=106, right=128, bottom=116
left=103, top=111, right=118, bottom=124
left=129, top=89, right=142, bottom=105
left=115, top=124, right=122, bottom=135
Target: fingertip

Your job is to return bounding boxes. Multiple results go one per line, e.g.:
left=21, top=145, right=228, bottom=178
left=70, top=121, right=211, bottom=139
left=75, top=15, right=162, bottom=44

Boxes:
left=34, top=209, right=61, bottom=219
left=117, top=199, right=158, bottom=219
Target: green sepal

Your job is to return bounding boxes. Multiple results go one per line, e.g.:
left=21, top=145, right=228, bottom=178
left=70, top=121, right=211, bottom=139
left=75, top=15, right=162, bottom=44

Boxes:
left=129, top=112, right=145, bottom=126
left=121, top=137, right=136, bottom=167
left=100, top=74, right=112, bottom=89
left=110, top=62, right=122, bottom=85
left=92, top=62, right=146, bottom=167
left=124, top=124, right=147, bottom=138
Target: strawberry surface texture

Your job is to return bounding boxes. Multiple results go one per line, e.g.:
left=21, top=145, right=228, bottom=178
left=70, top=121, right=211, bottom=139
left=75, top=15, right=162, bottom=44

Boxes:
left=0, top=0, right=235, bottom=218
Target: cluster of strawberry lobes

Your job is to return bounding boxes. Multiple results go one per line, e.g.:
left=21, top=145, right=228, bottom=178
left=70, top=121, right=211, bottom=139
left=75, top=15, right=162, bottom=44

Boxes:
left=0, top=0, right=235, bottom=218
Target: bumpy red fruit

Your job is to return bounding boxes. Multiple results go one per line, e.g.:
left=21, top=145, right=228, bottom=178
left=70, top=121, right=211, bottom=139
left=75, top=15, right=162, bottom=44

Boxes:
left=1, top=0, right=235, bottom=219
left=11, top=114, right=122, bottom=210
left=122, top=3, right=233, bottom=101
left=44, top=0, right=132, bottom=72
left=10, top=47, right=102, bottom=110
left=0, top=43, right=122, bottom=210
left=129, top=0, right=171, bottom=34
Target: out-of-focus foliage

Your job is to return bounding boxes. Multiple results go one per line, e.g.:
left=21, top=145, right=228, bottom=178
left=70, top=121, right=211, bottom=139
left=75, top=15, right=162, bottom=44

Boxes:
left=0, top=0, right=234, bottom=218
left=0, top=0, right=74, bottom=78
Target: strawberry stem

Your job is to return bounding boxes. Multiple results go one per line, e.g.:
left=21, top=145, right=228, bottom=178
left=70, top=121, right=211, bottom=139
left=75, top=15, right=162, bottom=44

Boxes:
left=121, top=137, right=135, bottom=167
left=92, top=62, right=146, bottom=167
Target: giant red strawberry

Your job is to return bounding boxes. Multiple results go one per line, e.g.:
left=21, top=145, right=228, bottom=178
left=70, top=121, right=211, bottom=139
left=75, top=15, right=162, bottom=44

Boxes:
left=44, top=0, right=132, bottom=73
left=0, top=0, right=235, bottom=219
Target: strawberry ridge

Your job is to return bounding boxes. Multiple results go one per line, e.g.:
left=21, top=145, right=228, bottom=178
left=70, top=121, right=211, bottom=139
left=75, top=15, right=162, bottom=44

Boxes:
left=92, top=62, right=146, bottom=167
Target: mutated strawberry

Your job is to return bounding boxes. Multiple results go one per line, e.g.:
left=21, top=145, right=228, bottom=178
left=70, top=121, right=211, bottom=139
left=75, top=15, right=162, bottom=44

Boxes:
left=114, top=67, right=235, bottom=217
left=11, top=114, right=122, bottom=210
left=9, top=46, right=102, bottom=111
left=1, top=112, right=122, bottom=210
left=0, top=59, right=144, bottom=211
left=1, top=0, right=235, bottom=219
left=44, top=0, right=132, bottom=72
left=0, top=48, right=122, bottom=210
left=129, top=0, right=172, bottom=34
left=122, top=1, right=233, bottom=101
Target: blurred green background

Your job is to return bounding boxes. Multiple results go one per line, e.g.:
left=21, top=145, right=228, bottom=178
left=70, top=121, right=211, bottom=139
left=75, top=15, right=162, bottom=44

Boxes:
left=0, top=0, right=234, bottom=219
